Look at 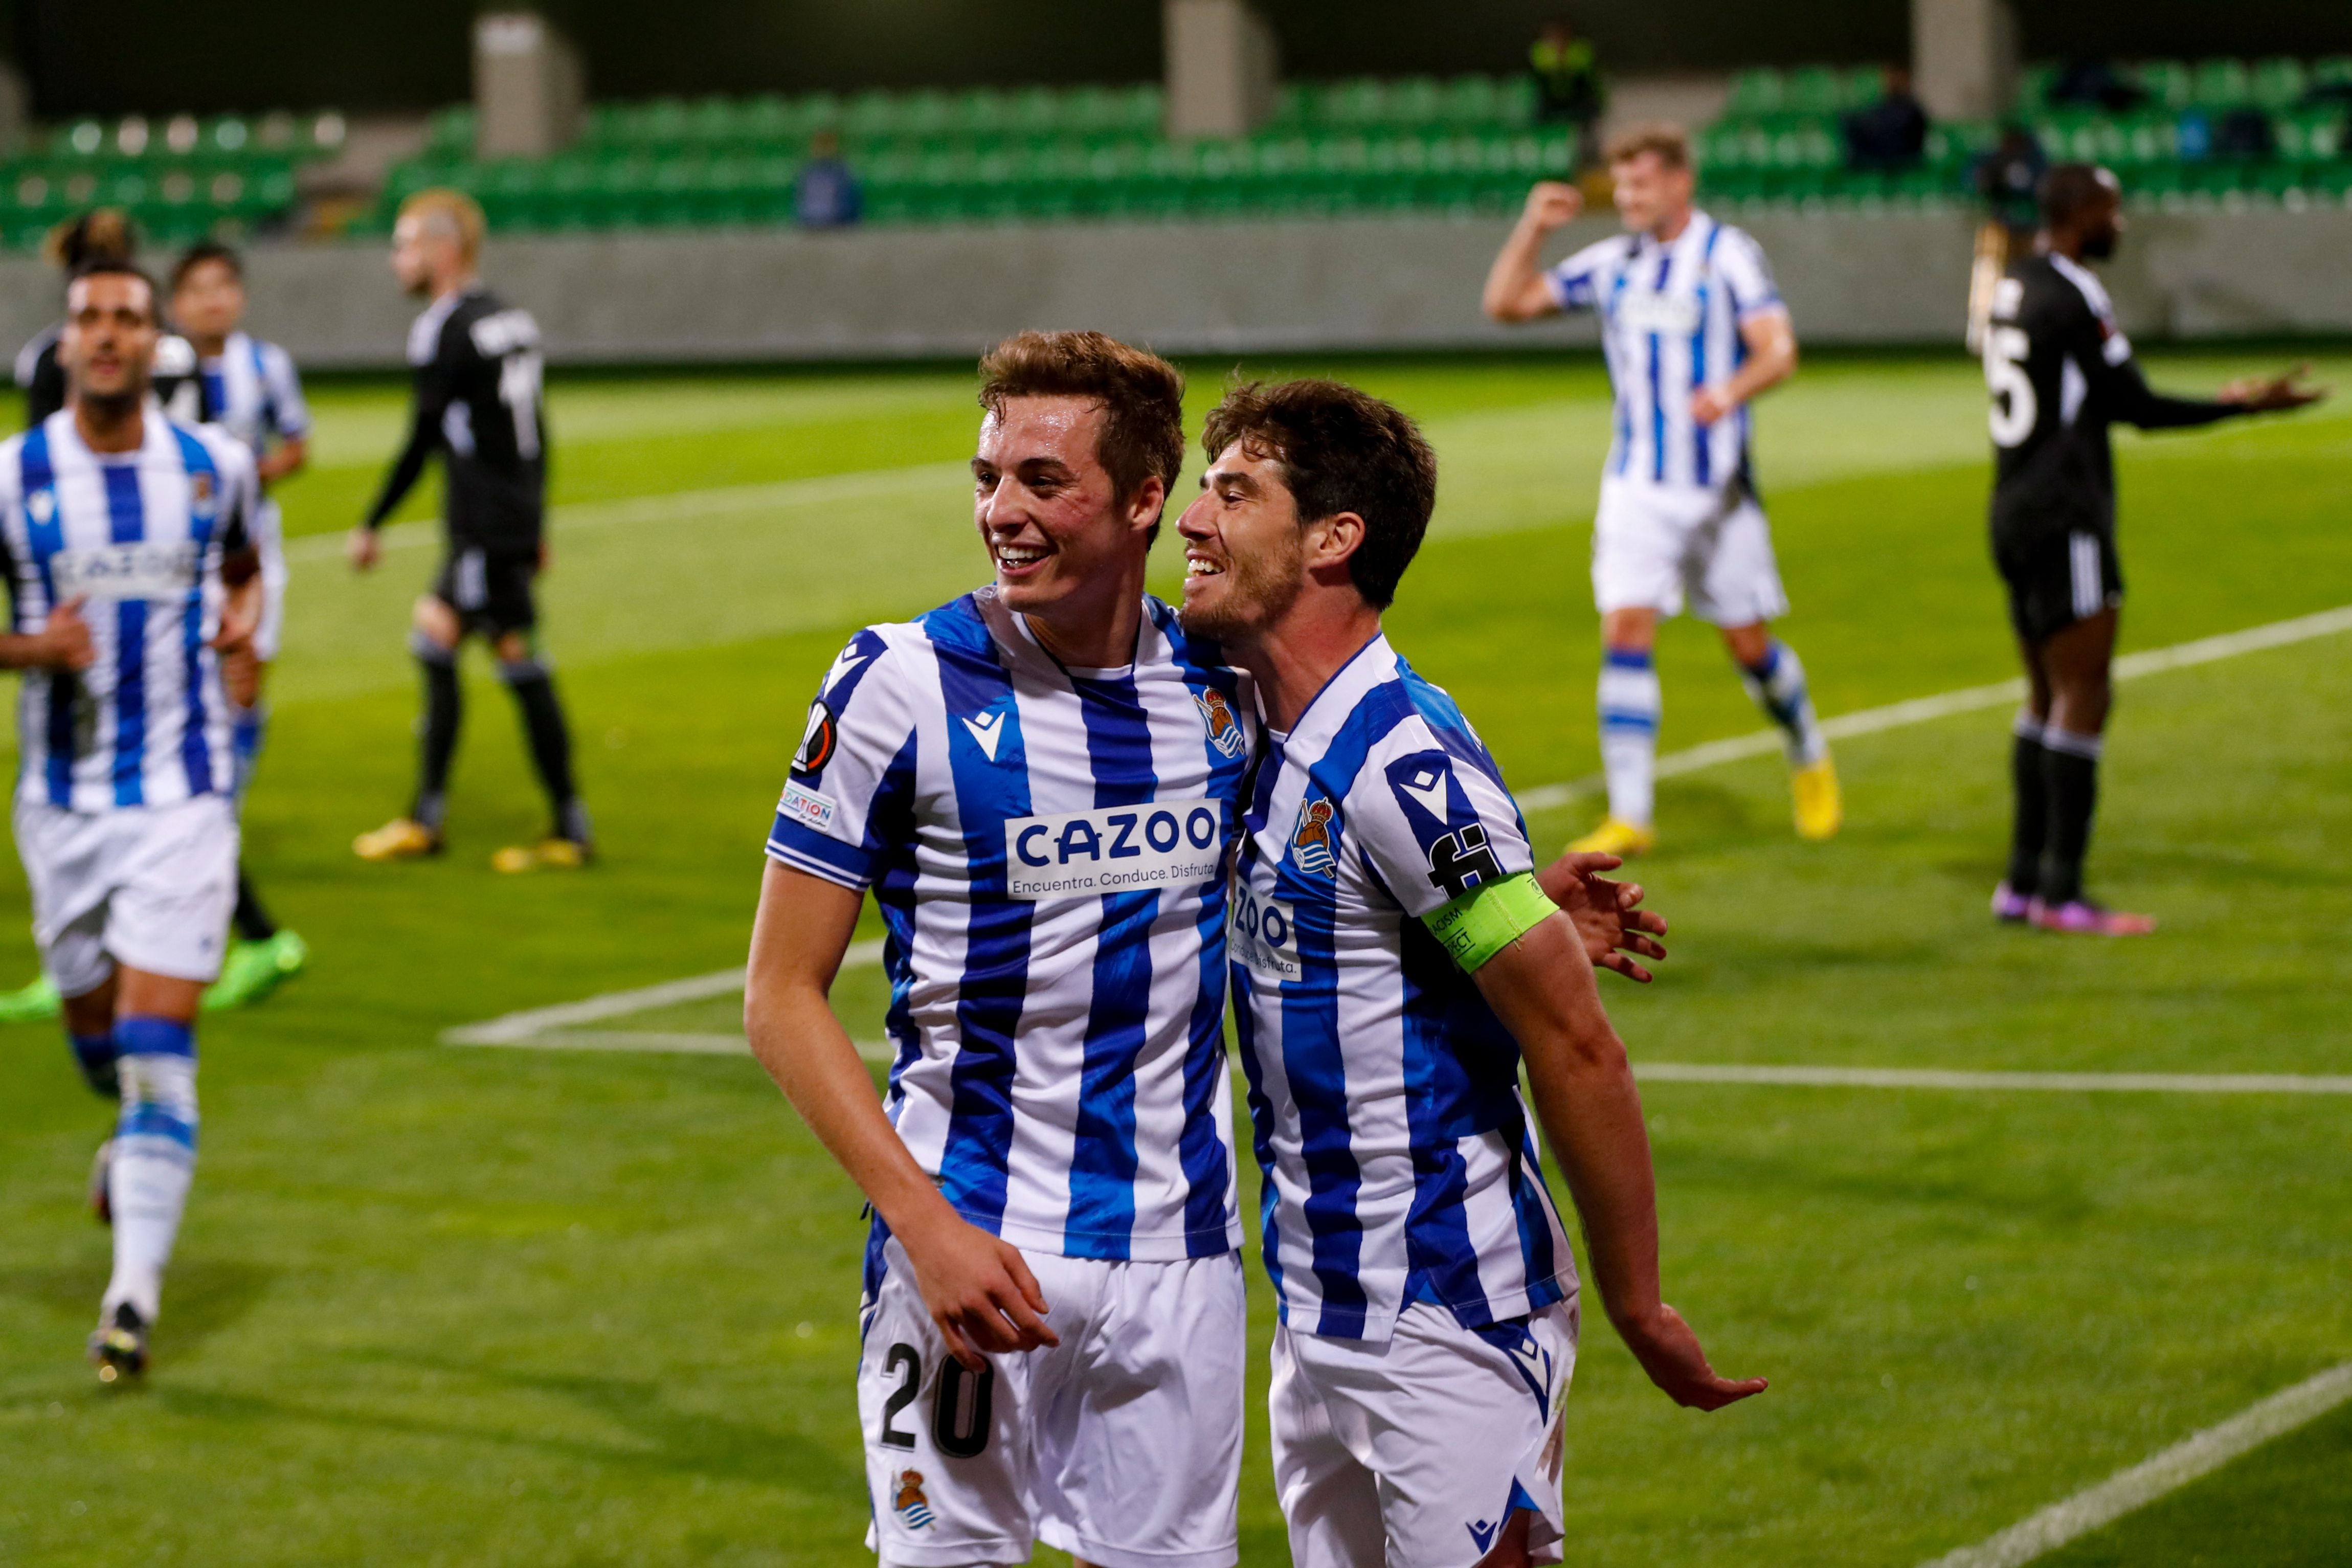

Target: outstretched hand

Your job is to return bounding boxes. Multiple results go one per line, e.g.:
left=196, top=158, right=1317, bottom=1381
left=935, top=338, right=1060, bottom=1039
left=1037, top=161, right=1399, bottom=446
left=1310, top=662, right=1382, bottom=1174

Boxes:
left=1520, top=180, right=1583, bottom=233
left=900, top=1212, right=1061, bottom=1371
left=1618, top=1302, right=1769, bottom=1411
left=2219, top=363, right=2328, bottom=412
left=1538, top=850, right=1669, bottom=982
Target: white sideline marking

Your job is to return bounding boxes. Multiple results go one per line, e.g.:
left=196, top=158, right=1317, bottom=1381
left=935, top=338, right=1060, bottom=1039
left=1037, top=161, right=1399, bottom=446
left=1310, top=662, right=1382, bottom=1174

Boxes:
left=440, top=603, right=2352, bottom=1056
left=1634, top=1064, right=2352, bottom=1095
left=439, top=938, right=883, bottom=1046
left=284, top=462, right=961, bottom=564
left=1918, top=1361, right=2352, bottom=1568
left=1515, top=601, right=2352, bottom=812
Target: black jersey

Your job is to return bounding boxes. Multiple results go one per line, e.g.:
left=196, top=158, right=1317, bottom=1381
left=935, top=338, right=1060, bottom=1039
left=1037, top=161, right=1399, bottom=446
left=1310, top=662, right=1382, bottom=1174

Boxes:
left=1984, top=253, right=2240, bottom=543
left=16, top=325, right=210, bottom=428
left=363, top=285, right=547, bottom=549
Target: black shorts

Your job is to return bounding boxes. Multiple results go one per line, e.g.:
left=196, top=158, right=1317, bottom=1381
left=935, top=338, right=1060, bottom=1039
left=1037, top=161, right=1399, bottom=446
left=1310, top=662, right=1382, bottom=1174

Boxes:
left=431, top=544, right=539, bottom=639
left=1995, top=526, right=2122, bottom=645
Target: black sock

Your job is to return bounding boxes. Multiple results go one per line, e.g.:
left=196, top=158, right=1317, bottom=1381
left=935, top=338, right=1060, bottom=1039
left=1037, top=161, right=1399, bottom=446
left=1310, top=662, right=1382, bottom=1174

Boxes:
left=232, top=868, right=277, bottom=942
left=2005, top=716, right=2048, bottom=893
left=413, top=638, right=461, bottom=831
left=2039, top=730, right=2102, bottom=906
left=501, top=660, right=585, bottom=841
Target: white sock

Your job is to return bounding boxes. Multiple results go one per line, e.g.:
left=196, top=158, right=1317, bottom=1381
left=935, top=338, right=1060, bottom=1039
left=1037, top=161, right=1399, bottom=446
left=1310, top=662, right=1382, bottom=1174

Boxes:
left=1740, top=639, right=1828, bottom=766
left=1598, top=649, right=1661, bottom=827
left=104, top=1051, right=198, bottom=1325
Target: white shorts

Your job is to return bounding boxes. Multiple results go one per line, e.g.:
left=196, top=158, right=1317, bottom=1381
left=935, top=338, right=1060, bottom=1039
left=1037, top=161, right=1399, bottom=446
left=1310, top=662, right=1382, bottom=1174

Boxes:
left=860, top=1238, right=1245, bottom=1568
left=13, top=794, right=239, bottom=995
left=1592, top=478, right=1789, bottom=626
left=1271, top=1297, right=1580, bottom=1568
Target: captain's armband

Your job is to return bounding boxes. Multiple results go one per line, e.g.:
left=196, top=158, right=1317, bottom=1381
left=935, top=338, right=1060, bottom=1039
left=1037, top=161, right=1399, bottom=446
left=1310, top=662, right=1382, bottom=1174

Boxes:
left=1421, top=872, right=1556, bottom=974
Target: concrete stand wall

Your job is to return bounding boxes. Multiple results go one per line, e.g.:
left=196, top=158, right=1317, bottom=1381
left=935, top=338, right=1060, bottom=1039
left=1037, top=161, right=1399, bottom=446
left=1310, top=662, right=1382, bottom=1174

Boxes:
left=3, top=207, right=2345, bottom=370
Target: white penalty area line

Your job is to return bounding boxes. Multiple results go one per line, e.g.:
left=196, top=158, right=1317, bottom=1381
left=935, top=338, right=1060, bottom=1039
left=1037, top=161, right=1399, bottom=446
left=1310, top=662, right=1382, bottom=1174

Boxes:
left=1514, top=601, right=2352, bottom=813
left=439, top=601, right=2352, bottom=1064
left=1919, top=1361, right=2352, bottom=1568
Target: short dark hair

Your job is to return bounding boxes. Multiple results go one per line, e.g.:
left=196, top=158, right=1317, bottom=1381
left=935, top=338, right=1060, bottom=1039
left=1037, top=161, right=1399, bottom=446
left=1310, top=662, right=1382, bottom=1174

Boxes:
left=2039, top=162, right=2120, bottom=227
left=43, top=208, right=135, bottom=273
left=1200, top=379, right=1438, bottom=609
left=170, top=239, right=242, bottom=292
left=66, top=259, right=160, bottom=323
left=977, top=330, right=1187, bottom=537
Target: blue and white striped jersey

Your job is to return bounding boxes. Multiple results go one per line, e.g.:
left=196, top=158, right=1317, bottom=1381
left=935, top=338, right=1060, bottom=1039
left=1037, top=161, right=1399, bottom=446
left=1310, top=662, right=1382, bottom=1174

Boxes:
left=1547, top=209, right=1785, bottom=491
left=0, top=411, right=258, bottom=813
left=766, top=587, right=1256, bottom=1262
left=198, top=331, right=310, bottom=459
left=1228, top=633, right=1575, bottom=1342
left=198, top=333, right=304, bottom=663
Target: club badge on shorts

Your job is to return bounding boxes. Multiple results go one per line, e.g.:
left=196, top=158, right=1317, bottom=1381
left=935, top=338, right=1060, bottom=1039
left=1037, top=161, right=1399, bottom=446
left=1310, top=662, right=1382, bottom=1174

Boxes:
left=892, top=1469, right=936, bottom=1530
left=1195, top=688, right=1246, bottom=758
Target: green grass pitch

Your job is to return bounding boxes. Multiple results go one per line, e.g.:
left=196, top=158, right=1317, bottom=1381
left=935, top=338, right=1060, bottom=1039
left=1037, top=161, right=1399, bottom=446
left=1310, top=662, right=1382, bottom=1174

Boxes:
left=1, top=346, right=2348, bottom=1565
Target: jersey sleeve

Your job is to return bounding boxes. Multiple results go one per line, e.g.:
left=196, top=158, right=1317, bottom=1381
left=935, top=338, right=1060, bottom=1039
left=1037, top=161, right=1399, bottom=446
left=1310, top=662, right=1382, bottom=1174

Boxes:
left=2063, top=272, right=2238, bottom=431
left=1713, top=227, right=1786, bottom=321
left=764, top=628, right=918, bottom=891
left=1346, top=714, right=1536, bottom=922
left=262, top=343, right=312, bottom=440
left=1543, top=237, right=1621, bottom=313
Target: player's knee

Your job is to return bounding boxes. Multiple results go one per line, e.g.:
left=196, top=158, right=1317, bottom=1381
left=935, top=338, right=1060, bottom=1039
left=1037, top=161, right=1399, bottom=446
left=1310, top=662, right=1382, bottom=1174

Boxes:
left=495, top=649, right=550, bottom=685
left=412, top=597, right=460, bottom=649
left=409, top=629, right=458, bottom=667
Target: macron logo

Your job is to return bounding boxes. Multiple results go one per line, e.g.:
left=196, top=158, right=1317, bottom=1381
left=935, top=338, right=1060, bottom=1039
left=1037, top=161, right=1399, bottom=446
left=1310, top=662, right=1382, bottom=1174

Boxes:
left=1399, top=766, right=1449, bottom=816
left=823, top=652, right=868, bottom=693
left=961, top=710, right=1006, bottom=761
left=1466, top=1519, right=1498, bottom=1554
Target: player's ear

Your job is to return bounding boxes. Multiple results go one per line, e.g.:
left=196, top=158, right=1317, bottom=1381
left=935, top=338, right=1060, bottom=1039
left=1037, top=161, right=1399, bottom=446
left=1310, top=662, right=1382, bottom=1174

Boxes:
left=1310, top=511, right=1368, bottom=573
left=1125, top=474, right=1167, bottom=533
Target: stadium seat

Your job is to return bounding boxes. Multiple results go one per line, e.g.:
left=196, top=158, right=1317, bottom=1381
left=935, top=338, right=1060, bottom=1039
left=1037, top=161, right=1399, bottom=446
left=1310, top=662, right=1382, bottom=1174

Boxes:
left=2189, top=58, right=2251, bottom=107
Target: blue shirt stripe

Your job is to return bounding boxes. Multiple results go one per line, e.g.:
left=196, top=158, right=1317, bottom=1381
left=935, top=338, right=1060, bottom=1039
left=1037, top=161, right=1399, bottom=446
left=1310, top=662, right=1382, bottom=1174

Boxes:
left=170, top=430, right=219, bottom=797
left=99, top=462, right=148, bottom=807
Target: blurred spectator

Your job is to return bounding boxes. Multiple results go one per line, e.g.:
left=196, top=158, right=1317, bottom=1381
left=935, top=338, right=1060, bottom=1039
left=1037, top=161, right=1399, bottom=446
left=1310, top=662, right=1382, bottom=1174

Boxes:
left=1975, top=123, right=2047, bottom=237
left=2049, top=58, right=2148, bottom=113
left=1530, top=18, right=1606, bottom=169
left=796, top=130, right=862, bottom=229
left=2211, top=106, right=2276, bottom=159
left=1844, top=65, right=1930, bottom=170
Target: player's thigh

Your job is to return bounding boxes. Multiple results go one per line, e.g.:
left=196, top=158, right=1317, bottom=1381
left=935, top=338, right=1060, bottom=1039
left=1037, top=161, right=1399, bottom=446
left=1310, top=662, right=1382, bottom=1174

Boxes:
left=1034, top=1251, right=1245, bottom=1568
left=106, top=797, right=239, bottom=986
left=860, top=1237, right=1038, bottom=1566
left=1689, top=493, right=1789, bottom=628
left=1270, top=1321, right=1387, bottom=1568
left=1591, top=482, right=1694, bottom=618
left=2002, top=526, right=2119, bottom=649
left=481, top=550, right=541, bottom=645
left=1307, top=1302, right=1580, bottom=1568
left=13, top=799, right=121, bottom=997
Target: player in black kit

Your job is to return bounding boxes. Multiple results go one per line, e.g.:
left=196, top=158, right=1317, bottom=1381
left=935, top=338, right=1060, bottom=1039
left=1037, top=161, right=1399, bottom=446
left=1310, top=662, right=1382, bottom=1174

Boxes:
left=346, top=189, right=592, bottom=871
left=1982, top=164, right=2320, bottom=934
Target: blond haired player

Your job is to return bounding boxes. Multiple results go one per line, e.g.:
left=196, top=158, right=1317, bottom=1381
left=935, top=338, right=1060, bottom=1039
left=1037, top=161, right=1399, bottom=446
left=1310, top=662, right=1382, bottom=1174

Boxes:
left=1484, top=124, right=1838, bottom=856
left=346, top=190, right=590, bottom=871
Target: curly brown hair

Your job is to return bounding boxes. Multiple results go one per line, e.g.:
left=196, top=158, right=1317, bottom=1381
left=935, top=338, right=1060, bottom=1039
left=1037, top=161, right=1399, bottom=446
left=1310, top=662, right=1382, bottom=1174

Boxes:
left=1200, top=379, right=1437, bottom=609
left=977, top=330, right=1186, bottom=537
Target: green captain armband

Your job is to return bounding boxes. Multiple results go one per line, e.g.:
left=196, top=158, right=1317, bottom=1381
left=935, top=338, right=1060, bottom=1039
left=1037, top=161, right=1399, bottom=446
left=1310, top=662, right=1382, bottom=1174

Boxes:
left=1422, top=872, right=1557, bottom=973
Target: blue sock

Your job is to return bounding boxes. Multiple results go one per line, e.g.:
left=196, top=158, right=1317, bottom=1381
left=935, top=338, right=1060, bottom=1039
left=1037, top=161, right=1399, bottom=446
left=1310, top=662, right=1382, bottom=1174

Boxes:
left=114, top=1016, right=196, bottom=1060
left=69, top=1029, right=118, bottom=1098
left=1740, top=640, right=1828, bottom=766
left=1597, top=648, right=1661, bottom=826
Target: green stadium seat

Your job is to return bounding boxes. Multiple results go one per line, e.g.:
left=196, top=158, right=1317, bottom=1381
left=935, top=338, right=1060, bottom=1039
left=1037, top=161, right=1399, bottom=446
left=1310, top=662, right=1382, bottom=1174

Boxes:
left=2013, top=63, right=2057, bottom=111
left=2189, top=58, right=2250, bottom=107
left=1842, top=65, right=1887, bottom=110
left=1726, top=69, right=1784, bottom=118
left=1386, top=77, right=1442, bottom=127
left=2251, top=57, right=2308, bottom=110
left=2133, top=60, right=2192, bottom=111
left=1439, top=75, right=1499, bottom=128
left=1784, top=68, right=1844, bottom=116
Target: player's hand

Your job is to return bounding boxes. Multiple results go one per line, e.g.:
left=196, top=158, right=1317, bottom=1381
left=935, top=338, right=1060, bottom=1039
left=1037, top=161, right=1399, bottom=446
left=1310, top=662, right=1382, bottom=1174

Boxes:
left=220, top=645, right=262, bottom=709
left=899, top=1212, right=1061, bottom=1371
left=1617, top=1302, right=1768, bottom=1410
left=1690, top=386, right=1735, bottom=427
left=346, top=526, right=382, bottom=572
left=1538, top=850, right=1668, bottom=982
left=2217, top=363, right=2327, bottom=412
left=1520, top=180, right=1583, bottom=233
left=211, top=595, right=260, bottom=658
left=32, top=597, right=95, bottom=672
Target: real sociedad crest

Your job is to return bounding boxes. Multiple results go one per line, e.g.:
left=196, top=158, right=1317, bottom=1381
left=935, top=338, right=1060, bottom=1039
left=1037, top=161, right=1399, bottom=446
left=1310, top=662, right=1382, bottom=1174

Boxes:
left=1291, top=798, right=1337, bottom=878
left=1195, top=689, right=1246, bottom=758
